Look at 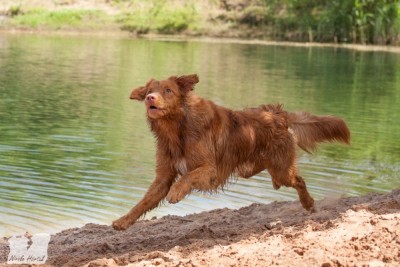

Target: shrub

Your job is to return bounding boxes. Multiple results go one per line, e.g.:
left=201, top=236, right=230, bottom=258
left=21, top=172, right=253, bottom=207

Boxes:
left=117, top=1, right=198, bottom=34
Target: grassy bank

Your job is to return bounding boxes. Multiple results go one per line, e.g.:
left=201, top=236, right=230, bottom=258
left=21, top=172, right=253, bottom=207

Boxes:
left=1, top=0, right=399, bottom=45
left=5, top=9, right=112, bottom=30
left=116, top=1, right=198, bottom=34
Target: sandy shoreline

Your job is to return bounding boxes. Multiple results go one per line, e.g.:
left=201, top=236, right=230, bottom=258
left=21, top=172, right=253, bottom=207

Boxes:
left=140, top=34, right=400, bottom=54
left=1, top=189, right=399, bottom=266
left=1, top=30, right=400, bottom=54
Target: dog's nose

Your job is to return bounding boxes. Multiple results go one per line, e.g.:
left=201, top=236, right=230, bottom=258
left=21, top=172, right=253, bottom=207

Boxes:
left=146, top=94, right=156, bottom=101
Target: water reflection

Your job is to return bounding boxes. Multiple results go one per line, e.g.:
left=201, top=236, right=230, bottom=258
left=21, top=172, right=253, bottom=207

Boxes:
left=0, top=33, right=399, bottom=235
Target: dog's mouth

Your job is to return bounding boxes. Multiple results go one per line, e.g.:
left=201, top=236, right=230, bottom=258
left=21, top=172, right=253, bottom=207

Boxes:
left=146, top=104, right=166, bottom=118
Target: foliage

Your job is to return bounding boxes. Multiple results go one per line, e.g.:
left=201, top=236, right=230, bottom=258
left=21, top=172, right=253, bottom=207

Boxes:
left=7, top=5, right=23, bottom=17
left=116, top=0, right=198, bottom=34
left=2, top=0, right=399, bottom=44
left=262, top=0, right=400, bottom=44
left=239, top=6, right=269, bottom=26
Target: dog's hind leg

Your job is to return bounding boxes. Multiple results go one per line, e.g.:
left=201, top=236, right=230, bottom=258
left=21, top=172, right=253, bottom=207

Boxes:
left=292, top=175, right=315, bottom=212
left=267, top=166, right=315, bottom=212
left=265, top=132, right=315, bottom=212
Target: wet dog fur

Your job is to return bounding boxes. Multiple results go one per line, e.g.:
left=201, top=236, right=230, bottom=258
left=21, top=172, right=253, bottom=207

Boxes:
left=112, top=74, right=350, bottom=230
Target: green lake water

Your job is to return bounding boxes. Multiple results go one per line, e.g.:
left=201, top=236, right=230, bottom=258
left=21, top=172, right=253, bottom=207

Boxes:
left=0, top=33, right=399, bottom=235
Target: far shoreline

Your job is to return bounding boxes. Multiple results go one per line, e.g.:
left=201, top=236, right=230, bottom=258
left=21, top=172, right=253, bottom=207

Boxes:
left=2, top=29, right=400, bottom=54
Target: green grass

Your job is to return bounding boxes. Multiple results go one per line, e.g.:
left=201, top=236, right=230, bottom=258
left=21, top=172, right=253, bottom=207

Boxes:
left=116, top=3, right=199, bottom=34
left=9, top=9, right=110, bottom=30
left=8, top=4, right=198, bottom=34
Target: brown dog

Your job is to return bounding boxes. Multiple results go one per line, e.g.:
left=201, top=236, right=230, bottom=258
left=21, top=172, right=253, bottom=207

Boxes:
left=112, top=74, right=350, bottom=230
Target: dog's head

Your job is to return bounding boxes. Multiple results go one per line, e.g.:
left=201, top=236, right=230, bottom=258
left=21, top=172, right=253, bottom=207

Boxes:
left=129, top=74, right=199, bottom=119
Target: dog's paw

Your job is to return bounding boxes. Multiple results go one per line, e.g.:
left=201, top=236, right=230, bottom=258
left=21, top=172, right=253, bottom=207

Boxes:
left=166, top=190, right=182, bottom=204
left=272, top=181, right=281, bottom=190
left=166, top=187, right=187, bottom=204
left=166, top=181, right=191, bottom=204
left=304, top=199, right=315, bottom=213
left=112, top=217, right=131, bottom=231
left=308, top=206, right=317, bottom=213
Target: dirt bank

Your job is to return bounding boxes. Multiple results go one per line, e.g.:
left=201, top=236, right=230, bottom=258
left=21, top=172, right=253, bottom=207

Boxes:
left=1, top=189, right=399, bottom=267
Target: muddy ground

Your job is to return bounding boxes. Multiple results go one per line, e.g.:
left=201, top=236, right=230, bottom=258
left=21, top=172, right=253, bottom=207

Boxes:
left=1, top=189, right=399, bottom=266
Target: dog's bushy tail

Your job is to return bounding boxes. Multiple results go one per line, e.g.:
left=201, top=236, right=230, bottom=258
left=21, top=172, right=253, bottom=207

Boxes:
left=288, top=112, right=350, bottom=153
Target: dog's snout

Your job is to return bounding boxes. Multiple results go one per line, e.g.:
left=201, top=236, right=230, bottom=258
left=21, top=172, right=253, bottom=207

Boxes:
left=146, top=93, right=157, bottom=102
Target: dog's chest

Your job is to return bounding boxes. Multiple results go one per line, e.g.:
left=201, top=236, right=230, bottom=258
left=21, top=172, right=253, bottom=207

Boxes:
left=175, top=158, right=188, bottom=175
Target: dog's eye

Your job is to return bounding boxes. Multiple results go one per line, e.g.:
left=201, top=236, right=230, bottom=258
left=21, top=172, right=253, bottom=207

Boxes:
left=148, top=90, right=152, bottom=94
left=166, top=88, right=172, bottom=93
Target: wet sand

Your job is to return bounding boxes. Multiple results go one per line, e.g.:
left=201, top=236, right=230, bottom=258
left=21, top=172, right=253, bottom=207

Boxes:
left=1, top=189, right=399, bottom=266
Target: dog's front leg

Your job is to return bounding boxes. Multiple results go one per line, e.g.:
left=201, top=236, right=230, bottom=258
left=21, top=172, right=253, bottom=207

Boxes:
left=112, top=166, right=176, bottom=231
left=166, top=165, right=217, bottom=204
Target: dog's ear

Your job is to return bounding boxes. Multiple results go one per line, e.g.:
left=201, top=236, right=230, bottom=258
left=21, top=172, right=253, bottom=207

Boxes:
left=130, top=79, right=155, bottom=101
left=174, top=74, right=199, bottom=94
left=129, top=86, right=147, bottom=101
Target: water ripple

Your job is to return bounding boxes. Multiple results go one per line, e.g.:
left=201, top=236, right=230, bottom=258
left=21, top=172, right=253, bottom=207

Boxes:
left=1, top=34, right=399, bottom=235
